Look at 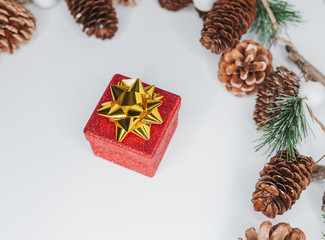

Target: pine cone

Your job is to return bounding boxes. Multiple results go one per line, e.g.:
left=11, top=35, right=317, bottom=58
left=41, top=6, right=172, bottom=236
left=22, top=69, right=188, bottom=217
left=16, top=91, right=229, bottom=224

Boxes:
left=158, top=0, right=192, bottom=11
left=0, top=0, right=36, bottom=54
left=200, top=0, right=257, bottom=54
left=218, top=40, right=273, bottom=97
left=254, top=66, right=300, bottom=127
left=251, top=151, right=316, bottom=219
left=238, top=221, right=306, bottom=240
left=113, top=0, right=136, bottom=6
left=65, top=0, right=118, bottom=39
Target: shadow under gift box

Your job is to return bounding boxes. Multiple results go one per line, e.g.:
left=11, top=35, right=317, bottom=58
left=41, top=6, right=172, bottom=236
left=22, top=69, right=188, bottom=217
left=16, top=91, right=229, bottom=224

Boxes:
left=84, top=74, right=181, bottom=177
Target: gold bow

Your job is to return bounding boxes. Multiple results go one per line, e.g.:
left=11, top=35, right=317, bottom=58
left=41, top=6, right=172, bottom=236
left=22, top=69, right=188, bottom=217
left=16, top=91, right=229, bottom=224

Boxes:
left=98, top=78, right=164, bottom=142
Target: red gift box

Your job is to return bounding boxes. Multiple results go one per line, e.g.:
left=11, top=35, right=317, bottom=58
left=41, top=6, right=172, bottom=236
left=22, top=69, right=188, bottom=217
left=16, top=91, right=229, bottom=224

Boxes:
left=84, top=74, right=181, bottom=177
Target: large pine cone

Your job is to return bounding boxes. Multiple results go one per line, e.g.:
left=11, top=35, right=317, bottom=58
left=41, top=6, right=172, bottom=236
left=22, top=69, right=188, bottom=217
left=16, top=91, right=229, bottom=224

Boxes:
left=158, top=0, right=192, bottom=11
left=0, top=0, right=36, bottom=54
left=254, top=66, right=300, bottom=127
left=65, top=0, right=118, bottom=39
left=251, top=151, right=316, bottom=219
left=200, top=0, right=257, bottom=55
left=238, top=221, right=306, bottom=240
left=218, top=40, right=273, bottom=97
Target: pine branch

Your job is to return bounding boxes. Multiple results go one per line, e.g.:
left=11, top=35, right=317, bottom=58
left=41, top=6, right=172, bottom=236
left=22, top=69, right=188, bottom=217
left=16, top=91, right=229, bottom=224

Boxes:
left=255, top=95, right=308, bottom=160
left=258, top=0, right=325, bottom=135
left=251, top=0, right=301, bottom=45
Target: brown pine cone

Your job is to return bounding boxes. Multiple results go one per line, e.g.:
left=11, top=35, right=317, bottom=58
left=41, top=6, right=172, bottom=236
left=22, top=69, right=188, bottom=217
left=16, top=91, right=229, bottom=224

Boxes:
left=218, top=40, right=273, bottom=97
left=158, top=0, right=192, bottom=11
left=0, top=0, right=36, bottom=54
left=254, top=66, right=300, bottom=127
left=65, top=0, right=118, bottom=39
left=200, top=0, right=257, bottom=55
left=113, top=0, right=136, bottom=6
left=251, top=151, right=316, bottom=219
left=238, top=221, right=306, bottom=240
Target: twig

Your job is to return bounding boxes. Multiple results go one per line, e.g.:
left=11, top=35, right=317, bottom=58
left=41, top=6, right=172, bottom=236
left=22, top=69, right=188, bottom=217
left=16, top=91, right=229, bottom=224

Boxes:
left=311, top=165, right=325, bottom=182
left=316, top=154, right=325, bottom=164
left=260, top=0, right=325, bottom=134
left=260, top=0, right=294, bottom=47
left=307, top=105, right=325, bottom=134
left=260, top=0, right=279, bottom=33
left=286, top=45, right=325, bottom=86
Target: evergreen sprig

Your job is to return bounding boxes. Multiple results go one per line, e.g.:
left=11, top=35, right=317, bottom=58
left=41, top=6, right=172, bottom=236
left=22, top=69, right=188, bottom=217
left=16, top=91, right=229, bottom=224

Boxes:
left=251, top=0, right=302, bottom=45
left=255, top=95, right=308, bottom=160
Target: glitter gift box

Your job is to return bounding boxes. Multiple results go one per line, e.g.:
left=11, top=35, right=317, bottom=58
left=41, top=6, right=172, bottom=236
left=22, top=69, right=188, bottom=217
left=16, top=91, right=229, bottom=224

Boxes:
left=84, top=74, right=181, bottom=177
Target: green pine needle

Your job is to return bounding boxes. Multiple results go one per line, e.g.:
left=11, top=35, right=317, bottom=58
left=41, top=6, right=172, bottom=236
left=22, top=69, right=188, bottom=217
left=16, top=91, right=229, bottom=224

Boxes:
left=255, top=95, right=308, bottom=160
left=251, top=0, right=302, bottom=45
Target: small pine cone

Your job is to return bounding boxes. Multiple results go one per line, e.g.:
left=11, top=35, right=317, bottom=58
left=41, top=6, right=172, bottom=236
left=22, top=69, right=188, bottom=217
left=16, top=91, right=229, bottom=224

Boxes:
left=113, top=0, right=136, bottom=6
left=251, top=151, right=316, bottom=219
left=238, top=221, right=306, bottom=240
left=218, top=40, right=273, bottom=97
left=0, top=0, right=36, bottom=54
left=65, top=0, right=118, bottom=39
left=254, top=66, right=300, bottom=127
left=200, top=0, right=257, bottom=54
left=158, top=0, right=192, bottom=11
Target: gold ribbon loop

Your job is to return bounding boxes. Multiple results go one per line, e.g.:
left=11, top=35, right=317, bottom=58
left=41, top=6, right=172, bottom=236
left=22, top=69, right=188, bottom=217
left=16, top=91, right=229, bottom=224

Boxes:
left=98, top=78, right=164, bottom=142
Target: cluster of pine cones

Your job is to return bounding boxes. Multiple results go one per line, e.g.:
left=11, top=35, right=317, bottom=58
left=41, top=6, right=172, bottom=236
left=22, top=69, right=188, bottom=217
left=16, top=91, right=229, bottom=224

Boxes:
left=199, top=0, right=272, bottom=97
left=160, top=0, right=272, bottom=97
left=194, top=0, right=317, bottom=223
left=250, top=67, right=316, bottom=220
left=197, top=0, right=316, bottom=221
left=0, top=0, right=136, bottom=54
left=160, top=0, right=322, bottom=227
left=2, top=0, right=321, bottom=231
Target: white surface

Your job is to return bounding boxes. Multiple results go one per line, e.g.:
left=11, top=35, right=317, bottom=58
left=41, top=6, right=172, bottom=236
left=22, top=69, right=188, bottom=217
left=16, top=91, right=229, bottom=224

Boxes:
left=33, top=0, right=61, bottom=9
left=1, top=0, right=325, bottom=239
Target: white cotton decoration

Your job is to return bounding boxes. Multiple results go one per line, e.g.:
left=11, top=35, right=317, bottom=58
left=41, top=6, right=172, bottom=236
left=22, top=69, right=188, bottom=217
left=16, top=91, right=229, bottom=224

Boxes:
left=298, top=81, right=325, bottom=108
left=193, top=0, right=217, bottom=12
left=33, top=0, right=60, bottom=8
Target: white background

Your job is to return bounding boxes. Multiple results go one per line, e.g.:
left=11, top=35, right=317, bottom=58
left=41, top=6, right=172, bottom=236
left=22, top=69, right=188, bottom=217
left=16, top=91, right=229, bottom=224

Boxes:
left=1, top=0, right=325, bottom=239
